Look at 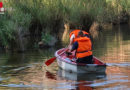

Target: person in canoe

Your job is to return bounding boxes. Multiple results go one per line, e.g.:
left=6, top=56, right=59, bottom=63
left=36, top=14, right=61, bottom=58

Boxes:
left=67, top=30, right=93, bottom=64
left=68, top=29, right=90, bottom=50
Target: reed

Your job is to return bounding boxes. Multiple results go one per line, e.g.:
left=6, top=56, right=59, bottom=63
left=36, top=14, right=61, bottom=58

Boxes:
left=7, top=0, right=130, bottom=28
left=0, top=0, right=129, bottom=49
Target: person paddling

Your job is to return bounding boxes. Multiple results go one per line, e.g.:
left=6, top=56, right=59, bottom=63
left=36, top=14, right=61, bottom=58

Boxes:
left=68, top=29, right=90, bottom=50
left=68, top=30, right=93, bottom=64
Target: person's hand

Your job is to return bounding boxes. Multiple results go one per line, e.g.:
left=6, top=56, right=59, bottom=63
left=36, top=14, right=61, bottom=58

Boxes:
left=65, top=51, right=72, bottom=56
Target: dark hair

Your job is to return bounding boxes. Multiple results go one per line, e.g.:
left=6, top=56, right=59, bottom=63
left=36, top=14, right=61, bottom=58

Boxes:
left=78, top=30, right=84, bottom=37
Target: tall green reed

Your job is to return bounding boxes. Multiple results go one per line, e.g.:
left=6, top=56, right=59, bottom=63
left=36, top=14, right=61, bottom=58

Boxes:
left=0, top=0, right=129, bottom=48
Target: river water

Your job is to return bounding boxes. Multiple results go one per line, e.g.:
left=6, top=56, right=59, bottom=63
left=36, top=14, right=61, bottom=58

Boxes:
left=0, top=24, right=130, bottom=90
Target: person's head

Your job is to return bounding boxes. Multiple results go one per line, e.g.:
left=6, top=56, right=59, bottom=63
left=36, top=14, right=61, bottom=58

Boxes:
left=78, top=30, right=84, bottom=37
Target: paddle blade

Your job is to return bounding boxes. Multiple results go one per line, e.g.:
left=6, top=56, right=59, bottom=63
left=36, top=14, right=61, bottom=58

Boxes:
left=45, top=57, right=56, bottom=66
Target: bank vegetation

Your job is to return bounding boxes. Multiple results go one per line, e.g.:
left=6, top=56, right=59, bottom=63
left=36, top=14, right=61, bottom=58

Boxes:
left=0, top=0, right=129, bottom=51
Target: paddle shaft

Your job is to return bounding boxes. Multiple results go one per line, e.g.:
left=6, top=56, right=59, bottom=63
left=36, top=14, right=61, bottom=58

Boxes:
left=58, top=49, right=68, bottom=56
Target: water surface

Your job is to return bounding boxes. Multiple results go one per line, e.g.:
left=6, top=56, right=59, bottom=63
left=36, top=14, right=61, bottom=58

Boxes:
left=0, top=24, right=130, bottom=90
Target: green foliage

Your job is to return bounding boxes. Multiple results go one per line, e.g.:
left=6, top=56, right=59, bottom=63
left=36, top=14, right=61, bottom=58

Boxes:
left=8, top=0, right=130, bottom=26
left=0, top=1, right=32, bottom=47
left=0, top=0, right=129, bottom=48
left=0, top=15, right=15, bottom=46
left=105, top=0, right=130, bottom=21
left=41, top=32, right=53, bottom=45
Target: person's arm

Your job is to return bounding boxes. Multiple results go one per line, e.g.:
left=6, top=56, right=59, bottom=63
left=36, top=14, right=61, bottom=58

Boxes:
left=66, top=41, right=78, bottom=56
left=68, top=34, right=75, bottom=50
left=70, top=41, right=78, bottom=52
left=69, top=34, right=75, bottom=45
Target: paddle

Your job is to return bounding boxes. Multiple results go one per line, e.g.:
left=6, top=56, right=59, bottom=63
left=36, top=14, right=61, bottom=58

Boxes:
left=45, top=48, right=68, bottom=66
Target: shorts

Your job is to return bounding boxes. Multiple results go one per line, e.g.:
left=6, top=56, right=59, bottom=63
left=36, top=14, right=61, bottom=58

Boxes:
left=76, top=55, right=93, bottom=64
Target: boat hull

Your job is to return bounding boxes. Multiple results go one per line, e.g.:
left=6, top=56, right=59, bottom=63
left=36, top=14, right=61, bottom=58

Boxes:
left=55, top=48, right=106, bottom=73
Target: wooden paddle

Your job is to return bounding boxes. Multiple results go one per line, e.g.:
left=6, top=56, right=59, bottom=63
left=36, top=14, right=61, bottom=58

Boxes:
left=45, top=48, right=68, bottom=66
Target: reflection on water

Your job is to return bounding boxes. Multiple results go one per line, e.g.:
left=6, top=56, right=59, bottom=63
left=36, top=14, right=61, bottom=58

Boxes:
left=57, top=68, right=106, bottom=81
left=0, top=24, right=130, bottom=89
left=57, top=68, right=106, bottom=90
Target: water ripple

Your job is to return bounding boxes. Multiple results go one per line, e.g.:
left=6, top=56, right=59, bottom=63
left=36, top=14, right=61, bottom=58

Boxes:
left=107, top=63, right=130, bottom=67
left=0, top=84, right=41, bottom=88
left=88, top=79, right=129, bottom=87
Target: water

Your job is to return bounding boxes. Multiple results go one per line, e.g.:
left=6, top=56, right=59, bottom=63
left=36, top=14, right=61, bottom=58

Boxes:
left=0, top=24, right=130, bottom=90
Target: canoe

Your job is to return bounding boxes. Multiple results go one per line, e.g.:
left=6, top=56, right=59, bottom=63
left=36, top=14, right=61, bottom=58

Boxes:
left=55, top=48, right=107, bottom=73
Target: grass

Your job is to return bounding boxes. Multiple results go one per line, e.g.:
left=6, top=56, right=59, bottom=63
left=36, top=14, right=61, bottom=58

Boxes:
left=0, top=0, right=129, bottom=49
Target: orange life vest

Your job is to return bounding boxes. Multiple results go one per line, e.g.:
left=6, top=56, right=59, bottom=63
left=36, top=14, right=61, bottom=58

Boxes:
left=75, top=36, right=92, bottom=58
left=69, top=29, right=89, bottom=43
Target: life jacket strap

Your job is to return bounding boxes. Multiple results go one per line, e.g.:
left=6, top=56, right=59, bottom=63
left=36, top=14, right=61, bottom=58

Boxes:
left=77, top=50, right=92, bottom=53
